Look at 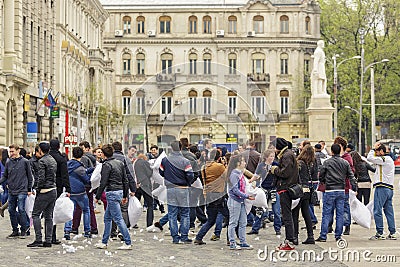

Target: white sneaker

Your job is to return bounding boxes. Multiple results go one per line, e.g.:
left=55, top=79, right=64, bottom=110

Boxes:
left=118, top=243, right=132, bottom=250
left=95, top=242, right=107, bottom=249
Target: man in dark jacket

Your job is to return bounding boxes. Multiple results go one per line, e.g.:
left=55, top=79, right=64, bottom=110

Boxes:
left=49, top=139, right=70, bottom=244
left=270, top=137, right=298, bottom=251
left=72, top=140, right=98, bottom=235
left=64, top=147, right=94, bottom=240
left=160, top=141, right=194, bottom=244
left=316, top=144, right=357, bottom=243
left=134, top=154, right=154, bottom=227
left=95, top=144, right=132, bottom=250
left=0, top=144, right=33, bottom=239
left=28, top=142, right=58, bottom=248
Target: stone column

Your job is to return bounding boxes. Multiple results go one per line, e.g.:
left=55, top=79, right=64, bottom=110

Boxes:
left=3, top=0, right=16, bottom=71
left=307, top=95, right=334, bottom=143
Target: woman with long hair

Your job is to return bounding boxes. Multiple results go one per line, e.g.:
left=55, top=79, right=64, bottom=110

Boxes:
left=295, top=144, right=317, bottom=244
left=350, top=151, right=375, bottom=204
left=227, top=154, right=255, bottom=250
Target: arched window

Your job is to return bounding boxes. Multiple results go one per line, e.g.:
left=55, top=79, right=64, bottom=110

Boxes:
left=251, top=90, right=266, bottom=115
left=122, top=53, right=131, bottom=74
left=305, top=16, right=311, bottom=34
left=251, top=53, right=265, bottom=74
left=253, top=15, right=264, bottom=33
left=304, top=53, right=311, bottom=74
left=161, top=91, right=173, bottom=115
left=122, top=90, right=132, bottom=115
left=123, top=16, right=131, bottom=34
left=188, top=90, right=198, bottom=114
left=280, top=53, right=289, bottom=74
left=136, top=53, right=145, bottom=75
left=189, top=53, right=197, bottom=74
left=189, top=16, right=197, bottom=34
left=136, top=90, right=145, bottom=115
left=203, top=90, right=212, bottom=115
left=280, top=90, right=289, bottom=114
left=228, top=53, right=237, bottom=74
left=228, top=90, right=237, bottom=114
left=160, top=16, right=171, bottom=34
left=161, top=53, right=173, bottom=74
left=228, top=15, right=237, bottom=34
left=280, top=15, right=289, bottom=33
left=137, top=16, right=145, bottom=34
left=203, top=53, right=211, bottom=74
left=203, top=16, right=211, bottom=34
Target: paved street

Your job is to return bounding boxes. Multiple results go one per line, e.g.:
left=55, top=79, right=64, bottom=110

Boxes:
left=0, top=176, right=399, bottom=266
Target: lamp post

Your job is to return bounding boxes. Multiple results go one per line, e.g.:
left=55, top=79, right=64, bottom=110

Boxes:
left=107, top=111, right=112, bottom=143
left=95, top=103, right=99, bottom=146
left=77, top=93, right=82, bottom=144
left=369, top=59, right=389, bottom=144
left=358, top=28, right=365, bottom=154
left=332, top=55, right=361, bottom=137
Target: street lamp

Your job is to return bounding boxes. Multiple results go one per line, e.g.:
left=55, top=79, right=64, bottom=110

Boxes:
left=332, top=55, right=361, bottom=137
left=344, top=105, right=359, bottom=114
left=94, top=103, right=99, bottom=146
left=369, top=59, right=389, bottom=144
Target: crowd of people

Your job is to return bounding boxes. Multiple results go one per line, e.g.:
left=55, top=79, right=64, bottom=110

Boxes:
left=0, top=135, right=396, bottom=252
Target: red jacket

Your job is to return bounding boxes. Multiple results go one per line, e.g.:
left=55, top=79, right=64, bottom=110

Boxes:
left=341, top=152, right=354, bottom=193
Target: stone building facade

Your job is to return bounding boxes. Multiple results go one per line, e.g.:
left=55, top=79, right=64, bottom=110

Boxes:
left=102, top=0, right=321, bottom=151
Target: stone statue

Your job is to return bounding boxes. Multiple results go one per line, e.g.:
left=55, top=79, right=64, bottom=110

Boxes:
left=311, top=40, right=327, bottom=96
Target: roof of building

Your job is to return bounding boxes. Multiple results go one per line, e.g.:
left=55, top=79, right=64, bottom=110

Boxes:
left=100, top=0, right=305, bottom=9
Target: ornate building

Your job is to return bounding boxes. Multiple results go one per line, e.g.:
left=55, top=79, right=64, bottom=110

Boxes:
left=101, top=0, right=321, bottom=151
left=0, top=0, right=113, bottom=148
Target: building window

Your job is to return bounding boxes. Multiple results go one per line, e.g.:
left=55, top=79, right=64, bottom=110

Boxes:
left=122, top=53, right=131, bottom=75
left=228, top=15, right=237, bottom=34
left=280, top=53, right=288, bottom=74
left=203, top=90, right=212, bottom=115
left=136, top=53, right=145, bottom=75
left=189, top=16, right=197, bottom=34
left=136, top=90, right=145, bottom=115
left=252, top=53, right=265, bottom=74
left=228, top=53, right=237, bottom=74
left=305, top=16, right=311, bottom=34
left=251, top=91, right=266, bottom=116
left=253, top=15, right=264, bottom=33
left=280, top=90, right=289, bottom=114
left=280, top=15, right=289, bottom=33
left=122, top=90, right=131, bottom=115
left=304, top=53, right=311, bottom=74
left=160, top=16, right=171, bottom=34
left=203, top=53, right=211, bottom=74
left=137, top=16, right=145, bottom=33
left=189, top=53, right=197, bottom=74
left=161, top=53, right=173, bottom=74
left=161, top=91, right=173, bottom=115
left=228, top=91, right=237, bottom=114
left=123, top=16, right=131, bottom=34
left=188, top=90, right=197, bottom=114
left=203, top=16, right=211, bottom=34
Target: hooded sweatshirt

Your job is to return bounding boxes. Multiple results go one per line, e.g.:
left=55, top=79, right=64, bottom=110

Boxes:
left=67, top=159, right=92, bottom=195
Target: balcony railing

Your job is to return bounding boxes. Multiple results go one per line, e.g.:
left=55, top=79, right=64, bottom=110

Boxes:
left=247, top=73, right=270, bottom=85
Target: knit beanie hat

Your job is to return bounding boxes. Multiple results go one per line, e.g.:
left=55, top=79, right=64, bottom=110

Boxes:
left=272, top=138, right=287, bottom=150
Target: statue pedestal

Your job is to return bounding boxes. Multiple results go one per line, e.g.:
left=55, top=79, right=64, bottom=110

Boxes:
left=307, top=94, right=334, bottom=143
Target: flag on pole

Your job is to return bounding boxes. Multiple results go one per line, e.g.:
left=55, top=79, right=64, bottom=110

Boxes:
left=36, top=88, right=52, bottom=113
left=46, top=92, right=56, bottom=108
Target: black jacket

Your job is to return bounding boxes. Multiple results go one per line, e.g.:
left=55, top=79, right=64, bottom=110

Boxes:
left=36, top=154, right=57, bottom=191
left=49, top=149, right=71, bottom=193
left=182, top=148, right=200, bottom=180
left=272, top=147, right=299, bottom=191
left=0, top=156, right=33, bottom=195
left=298, top=160, right=318, bottom=186
left=319, top=155, right=357, bottom=191
left=96, top=157, right=129, bottom=199
left=81, top=153, right=96, bottom=168
left=29, top=155, right=40, bottom=189
left=355, top=162, right=375, bottom=183
left=113, top=151, right=136, bottom=193
left=134, top=158, right=153, bottom=192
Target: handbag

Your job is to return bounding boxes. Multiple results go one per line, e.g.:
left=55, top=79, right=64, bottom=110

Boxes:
left=288, top=183, right=304, bottom=200
left=305, top=164, right=319, bottom=206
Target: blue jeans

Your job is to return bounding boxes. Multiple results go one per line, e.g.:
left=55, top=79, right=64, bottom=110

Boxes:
left=227, top=198, right=247, bottom=244
left=8, top=193, right=28, bottom=232
left=309, top=183, right=318, bottom=224
left=102, top=191, right=131, bottom=245
left=374, top=187, right=396, bottom=235
left=65, top=194, right=91, bottom=234
left=196, top=203, right=229, bottom=241
left=167, top=187, right=190, bottom=242
left=343, top=193, right=351, bottom=227
left=320, top=191, right=345, bottom=240
left=252, top=192, right=281, bottom=233
left=214, top=212, right=224, bottom=236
